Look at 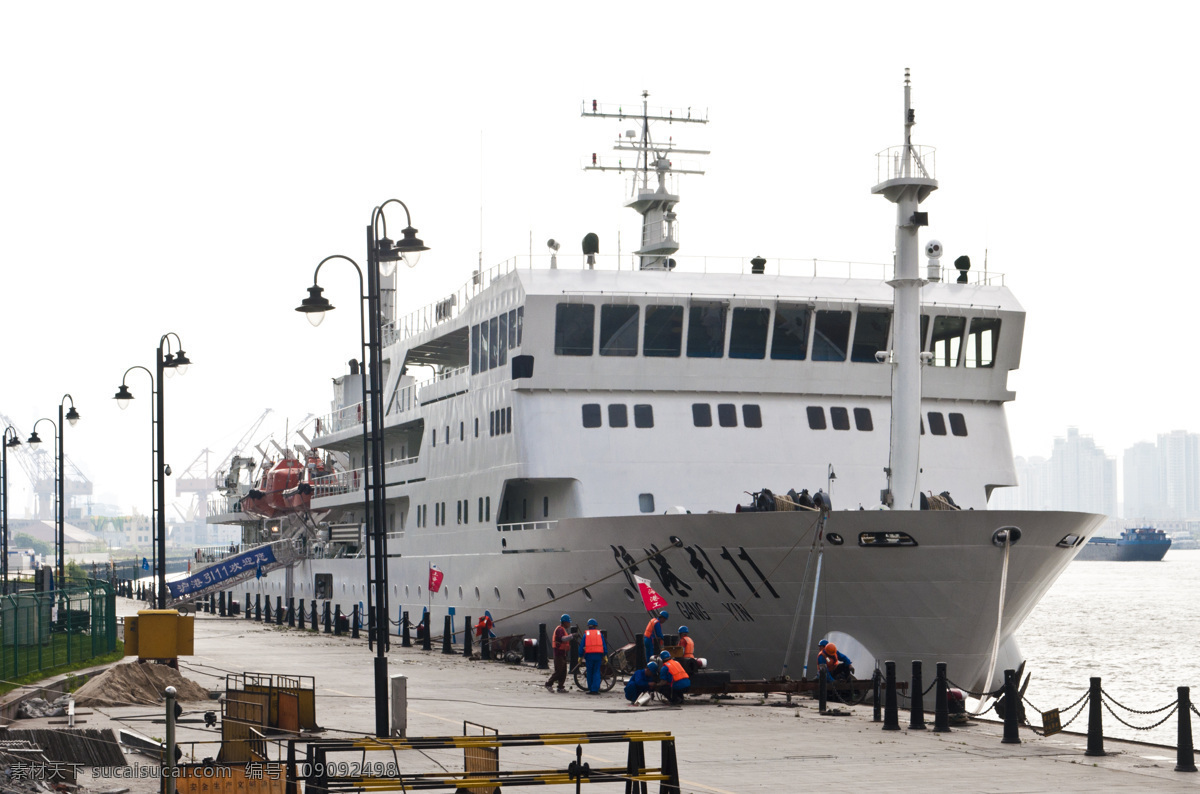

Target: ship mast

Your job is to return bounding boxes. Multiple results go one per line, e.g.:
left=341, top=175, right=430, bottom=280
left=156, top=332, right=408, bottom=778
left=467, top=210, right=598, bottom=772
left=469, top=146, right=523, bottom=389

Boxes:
left=872, top=69, right=938, bottom=509
left=583, top=92, right=708, bottom=269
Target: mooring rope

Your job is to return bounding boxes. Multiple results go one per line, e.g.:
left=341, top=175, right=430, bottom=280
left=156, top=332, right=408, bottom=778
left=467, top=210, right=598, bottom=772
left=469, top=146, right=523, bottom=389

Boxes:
left=971, top=531, right=1010, bottom=716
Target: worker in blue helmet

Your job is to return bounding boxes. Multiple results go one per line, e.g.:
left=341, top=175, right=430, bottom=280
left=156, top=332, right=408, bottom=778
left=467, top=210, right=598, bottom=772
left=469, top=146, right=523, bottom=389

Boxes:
left=642, top=610, right=668, bottom=664
left=625, top=660, right=658, bottom=705
left=545, top=614, right=573, bottom=693
left=657, top=651, right=691, bottom=703
left=577, top=618, right=609, bottom=694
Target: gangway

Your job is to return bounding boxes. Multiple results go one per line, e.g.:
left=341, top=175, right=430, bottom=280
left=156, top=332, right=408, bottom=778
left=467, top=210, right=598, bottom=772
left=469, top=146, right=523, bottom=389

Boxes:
left=164, top=538, right=305, bottom=606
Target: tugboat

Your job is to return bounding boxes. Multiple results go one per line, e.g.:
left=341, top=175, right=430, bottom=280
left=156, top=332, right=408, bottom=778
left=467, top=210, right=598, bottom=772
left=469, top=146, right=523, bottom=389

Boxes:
left=1074, top=527, right=1171, bottom=561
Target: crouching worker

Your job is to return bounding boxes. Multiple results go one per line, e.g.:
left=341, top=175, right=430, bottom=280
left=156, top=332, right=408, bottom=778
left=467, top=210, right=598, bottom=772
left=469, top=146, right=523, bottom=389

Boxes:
left=817, top=639, right=854, bottom=682
left=625, top=660, right=658, bottom=705
left=658, top=651, right=690, bottom=704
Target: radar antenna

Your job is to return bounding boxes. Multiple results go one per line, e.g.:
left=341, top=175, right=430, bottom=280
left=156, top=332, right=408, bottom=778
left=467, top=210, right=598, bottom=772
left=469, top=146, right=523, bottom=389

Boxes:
left=583, top=91, right=709, bottom=270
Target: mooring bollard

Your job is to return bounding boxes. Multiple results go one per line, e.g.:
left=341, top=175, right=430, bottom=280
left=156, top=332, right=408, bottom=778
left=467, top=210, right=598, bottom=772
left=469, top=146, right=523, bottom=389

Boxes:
left=443, top=615, right=454, bottom=654
left=422, top=613, right=432, bottom=651
left=537, top=624, right=549, bottom=670
left=352, top=605, right=360, bottom=639
left=910, top=660, right=926, bottom=730
left=276, top=597, right=283, bottom=626
left=287, top=597, right=295, bottom=627
left=1001, top=669, right=1021, bottom=744
left=818, top=659, right=828, bottom=714
left=1178, top=686, right=1197, bottom=773
left=1085, top=676, right=1106, bottom=756
left=463, top=617, right=473, bottom=657
left=873, top=666, right=882, bottom=722
left=883, top=661, right=900, bottom=730
left=323, top=601, right=332, bottom=634
left=402, top=611, right=412, bottom=647
left=933, top=662, right=951, bottom=732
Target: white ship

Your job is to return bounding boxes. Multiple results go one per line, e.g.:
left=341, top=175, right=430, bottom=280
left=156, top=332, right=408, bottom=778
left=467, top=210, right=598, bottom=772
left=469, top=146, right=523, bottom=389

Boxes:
left=204, top=74, right=1103, bottom=691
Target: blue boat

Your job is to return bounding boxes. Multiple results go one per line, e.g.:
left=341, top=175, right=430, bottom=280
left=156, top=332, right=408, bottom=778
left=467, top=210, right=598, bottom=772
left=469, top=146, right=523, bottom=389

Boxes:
left=1074, top=527, right=1171, bottom=561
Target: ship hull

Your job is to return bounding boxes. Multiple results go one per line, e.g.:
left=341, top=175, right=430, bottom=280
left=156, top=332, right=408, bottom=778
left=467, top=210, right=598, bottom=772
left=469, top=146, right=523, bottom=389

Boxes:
left=1073, top=537, right=1171, bottom=562
left=250, top=508, right=1104, bottom=691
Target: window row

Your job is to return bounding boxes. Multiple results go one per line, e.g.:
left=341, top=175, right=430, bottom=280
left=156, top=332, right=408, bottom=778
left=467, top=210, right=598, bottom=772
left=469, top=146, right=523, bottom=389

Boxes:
left=554, top=302, right=1000, bottom=368
left=432, top=411, right=512, bottom=448
left=805, top=406, right=875, bottom=431
left=498, top=496, right=550, bottom=523
left=417, top=497, right=494, bottom=528
left=692, top=403, right=763, bottom=428
left=470, top=307, right=525, bottom=375
left=582, top=403, right=654, bottom=429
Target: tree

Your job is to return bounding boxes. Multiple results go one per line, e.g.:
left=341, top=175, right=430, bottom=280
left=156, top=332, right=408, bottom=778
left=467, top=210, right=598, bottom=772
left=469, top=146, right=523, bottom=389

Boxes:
left=14, top=533, right=52, bottom=557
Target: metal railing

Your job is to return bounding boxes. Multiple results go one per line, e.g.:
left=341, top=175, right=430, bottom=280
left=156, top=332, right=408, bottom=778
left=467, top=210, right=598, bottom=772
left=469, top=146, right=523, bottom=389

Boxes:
left=0, top=582, right=118, bottom=681
left=875, top=144, right=937, bottom=182
left=496, top=520, right=558, bottom=532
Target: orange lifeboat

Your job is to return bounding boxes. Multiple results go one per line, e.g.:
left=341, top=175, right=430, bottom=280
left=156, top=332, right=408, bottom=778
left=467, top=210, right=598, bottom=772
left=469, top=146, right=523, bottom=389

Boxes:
left=240, top=456, right=328, bottom=519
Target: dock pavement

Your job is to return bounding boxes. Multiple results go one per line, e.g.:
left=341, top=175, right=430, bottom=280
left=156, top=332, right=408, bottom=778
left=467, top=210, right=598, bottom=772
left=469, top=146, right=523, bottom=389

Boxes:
left=12, top=597, right=1200, bottom=793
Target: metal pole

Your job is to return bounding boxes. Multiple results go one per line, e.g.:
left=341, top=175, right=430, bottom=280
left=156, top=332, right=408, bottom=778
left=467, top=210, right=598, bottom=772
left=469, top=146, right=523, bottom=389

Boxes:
left=366, top=222, right=390, bottom=737
left=1, top=434, right=9, bottom=594
left=164, top=685, right=177, bottom=794
left=57, top=405, right=64, bottom=588
left=156, top=346, right=167, bottom=609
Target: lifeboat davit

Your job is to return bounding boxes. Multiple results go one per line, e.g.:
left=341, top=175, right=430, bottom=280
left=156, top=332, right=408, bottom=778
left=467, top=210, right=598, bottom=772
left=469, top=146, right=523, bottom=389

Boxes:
left=239, top=456, right=327, bottom=519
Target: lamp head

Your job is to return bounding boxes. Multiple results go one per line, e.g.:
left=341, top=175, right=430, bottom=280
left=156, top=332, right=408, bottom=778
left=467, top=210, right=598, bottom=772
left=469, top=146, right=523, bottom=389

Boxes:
left=376, top=236, right=402, bottom=277
left=5, top=434, right=21, bottom=449
left=27, top=430, right=43, bottom=450
left=162, top=352, right=177, bottom=377
left=65, top=406, right=80, bottom=426
left=173, top=350, right=191, bottom=376
left=114, top=384, right=134, bottom=410
left=395, top=226, right=428, bottom=269
left=296, top=284, right=333, bottom=327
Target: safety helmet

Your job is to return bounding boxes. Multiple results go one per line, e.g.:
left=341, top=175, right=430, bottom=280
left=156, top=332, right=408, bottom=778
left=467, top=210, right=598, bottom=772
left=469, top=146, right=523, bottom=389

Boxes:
left=560, top=614, right=571, bottom=623
left=678, top=626, right=689, bottom=634
left=587, top=618, right=598, bottom=627
left=818, top=639, right=828, bottom=648
left=659, top=610, right=669, bottom=619
left=823, top=642, right=838, bottom=656
left=659, top=651, right=671, bottom=661
left=646, top=661, right=658, bottom=672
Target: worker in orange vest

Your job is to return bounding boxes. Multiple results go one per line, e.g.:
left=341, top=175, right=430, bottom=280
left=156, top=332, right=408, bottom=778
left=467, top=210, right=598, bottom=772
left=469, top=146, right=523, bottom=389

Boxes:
left=643, top=610, right=667, bottom=663
left=577, top=618, right=609, bottom=694
left=817, top=639, right=853, bottom=682
left=677, top=626, right=697, bottom=674
left=475, top=610, right=496, bottom=639
left=544, top=614, right=572, bottom=693
left=657, top=650, right=690, bottom=703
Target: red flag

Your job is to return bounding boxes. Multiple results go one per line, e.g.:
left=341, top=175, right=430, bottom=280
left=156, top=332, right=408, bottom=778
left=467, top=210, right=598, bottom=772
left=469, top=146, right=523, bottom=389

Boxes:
left=634, top=575, right=667, bottom=612
left=428, top=564, right=444, bottom=593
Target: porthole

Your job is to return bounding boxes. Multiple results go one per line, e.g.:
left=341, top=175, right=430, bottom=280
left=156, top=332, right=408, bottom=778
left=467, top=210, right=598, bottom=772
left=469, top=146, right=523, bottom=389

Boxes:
left=827, top=532, right=844, bottom=545
left=458, top=586, right=464, bottom=598
left=417, top=585, right=422, bottom=597
left=518, top=587, right=526, bottom=601
left=624, top=588, right=636, bottom=601
left=393, top=585, right=397, bottom=596
left=445, top=587, right=449, bottom=600
left=475, top=587, right=481, bottom=600
left=583, top=587, right=593, bottom=601
left=546, top=588, right=556, bottom=600
left=405, top=585, right=410, bottom=597
left=494, top=587, right=501, bottom=600
left=342, top=583, right=346, bottom=592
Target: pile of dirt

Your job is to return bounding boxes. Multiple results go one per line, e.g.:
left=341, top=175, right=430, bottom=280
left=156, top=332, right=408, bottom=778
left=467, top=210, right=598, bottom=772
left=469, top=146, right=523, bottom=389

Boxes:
left=73, top=662, right=212, bottom=707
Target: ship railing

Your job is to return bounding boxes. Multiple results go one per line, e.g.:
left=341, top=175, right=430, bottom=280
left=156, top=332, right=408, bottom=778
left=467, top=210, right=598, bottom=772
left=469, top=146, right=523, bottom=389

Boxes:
left=311, top=457, right=418, bottom=498
left=311, top=398, right=373, bottom=439
left=496, top=520, right=558, bottom=532
left=386, top=251, right=1005, bottom=344
left=207, top=494, right=248, bottom=517
left=314, top=367, right=473, bottom=439
left=875, top=144, right=937, bottom=183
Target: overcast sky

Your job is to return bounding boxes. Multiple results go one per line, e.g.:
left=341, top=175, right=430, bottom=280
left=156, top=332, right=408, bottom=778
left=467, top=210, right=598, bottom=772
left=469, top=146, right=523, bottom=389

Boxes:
left=2, top=3, right=1197, bottom=518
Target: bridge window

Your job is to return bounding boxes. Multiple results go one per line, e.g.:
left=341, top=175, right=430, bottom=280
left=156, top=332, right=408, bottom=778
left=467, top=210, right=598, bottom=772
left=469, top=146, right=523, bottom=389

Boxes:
left=470, top=324, right=480, bottom=374
left=517, top=306, right=524, bottom=345
left=851, top=308, right=891, bottom=362
left=498, top=312, right=509, bottom=366
left=717, top=403, right=738, bottom=427
left=930, top=316, right=966, bottom=367
left=555, top=303, right=595, bottom=355
left=582, top=403, right=602, bottom=428
left=807, top=406, right=827, bottom=430
left=639, top=494, right=656, bottom=513
left=692, top=403, right=713, bottom=427
left=599, top=305, right=639, bottom=356
left=965, top=318, right=1000, bottom=368
left=687, top=302, right=727, bottom=358
left=608, top=404, right=628, bottom=428
left=489, top=316, right=500, bottom=368
left=644, top=305, right=683, bottom=357
left=812, top=310, right=851, bottom=362
left=729, top=307, right=770, bottom=359
left=742, top=404, right=762, bottom=428
left=771, top=305, right=811, bottom=360
left=830, top=407, right=850, bottom=430
left=509, top=309, right=518, bottom=348
left=949, top=412, right=968, bottom=436
left=633, top=404, right=654, bottom=428
left=927, top=412, right=948, bottom=436
left=854, top=407, right=874, bottom=431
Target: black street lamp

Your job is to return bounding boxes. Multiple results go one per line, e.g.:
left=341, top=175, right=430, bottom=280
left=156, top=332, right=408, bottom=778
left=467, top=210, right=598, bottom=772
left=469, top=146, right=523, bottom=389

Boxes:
left=29, top=393, right=79, bottom=589
left=114, top=334, right=191, bottom=609
left=296, top=198, right=428, bottom=738
left=1, top=426, right=21, bottom=594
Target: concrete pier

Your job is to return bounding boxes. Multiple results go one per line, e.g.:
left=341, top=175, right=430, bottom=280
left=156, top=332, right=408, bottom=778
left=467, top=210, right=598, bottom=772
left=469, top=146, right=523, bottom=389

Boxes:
left=10, top=597, right=1198, bottom=793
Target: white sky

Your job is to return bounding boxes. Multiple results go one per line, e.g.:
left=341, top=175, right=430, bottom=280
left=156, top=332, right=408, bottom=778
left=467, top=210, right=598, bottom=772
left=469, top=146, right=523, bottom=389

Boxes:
left=3, top=3, right=1198, bottom=517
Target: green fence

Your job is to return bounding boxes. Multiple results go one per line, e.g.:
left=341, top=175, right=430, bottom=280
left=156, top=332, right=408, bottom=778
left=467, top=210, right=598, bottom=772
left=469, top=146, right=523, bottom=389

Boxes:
left=0, top=581, right=118, bottom=682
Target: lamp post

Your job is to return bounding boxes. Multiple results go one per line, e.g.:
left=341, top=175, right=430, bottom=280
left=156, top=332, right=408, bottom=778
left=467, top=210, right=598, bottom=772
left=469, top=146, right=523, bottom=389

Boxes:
left=28, top=395, right=79, bottom=589
left=2, top=426, right=21, bottom=594
left=296, top=198, right=427, bottom=738
left=115, top=334, right=191, bottom=609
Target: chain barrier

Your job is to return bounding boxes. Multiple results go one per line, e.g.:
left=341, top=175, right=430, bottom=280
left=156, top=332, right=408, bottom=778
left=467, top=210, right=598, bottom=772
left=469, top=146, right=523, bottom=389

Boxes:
left=1192, top=702, right=1200, bottom=719
left=946, top=679, right=1003, bottom=700
left=1100, top=694, right=1179, bottom=731
left=1101, top=687, right=1177, bottom=715
left=1021, top=689, right=1090, bottom=736
left=923, top=680, right=936, bottom=696
left=826, top=677, right=868, bottom=707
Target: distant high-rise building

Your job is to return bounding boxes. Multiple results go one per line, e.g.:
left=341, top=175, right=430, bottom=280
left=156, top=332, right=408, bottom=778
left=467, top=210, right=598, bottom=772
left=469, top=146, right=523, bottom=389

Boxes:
left=1155, top=431, right=1199, bottom=520
left=1049, top=428, right=1115, bottom=517
left=991, top=455, right=1051, bottom=510
left=1123, top=441, right=1159, bottom=521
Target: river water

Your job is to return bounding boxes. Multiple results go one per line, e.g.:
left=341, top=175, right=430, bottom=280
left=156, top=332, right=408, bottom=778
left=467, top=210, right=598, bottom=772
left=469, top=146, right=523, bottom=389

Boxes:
left=1013, top=548, right=1200, bottom=747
